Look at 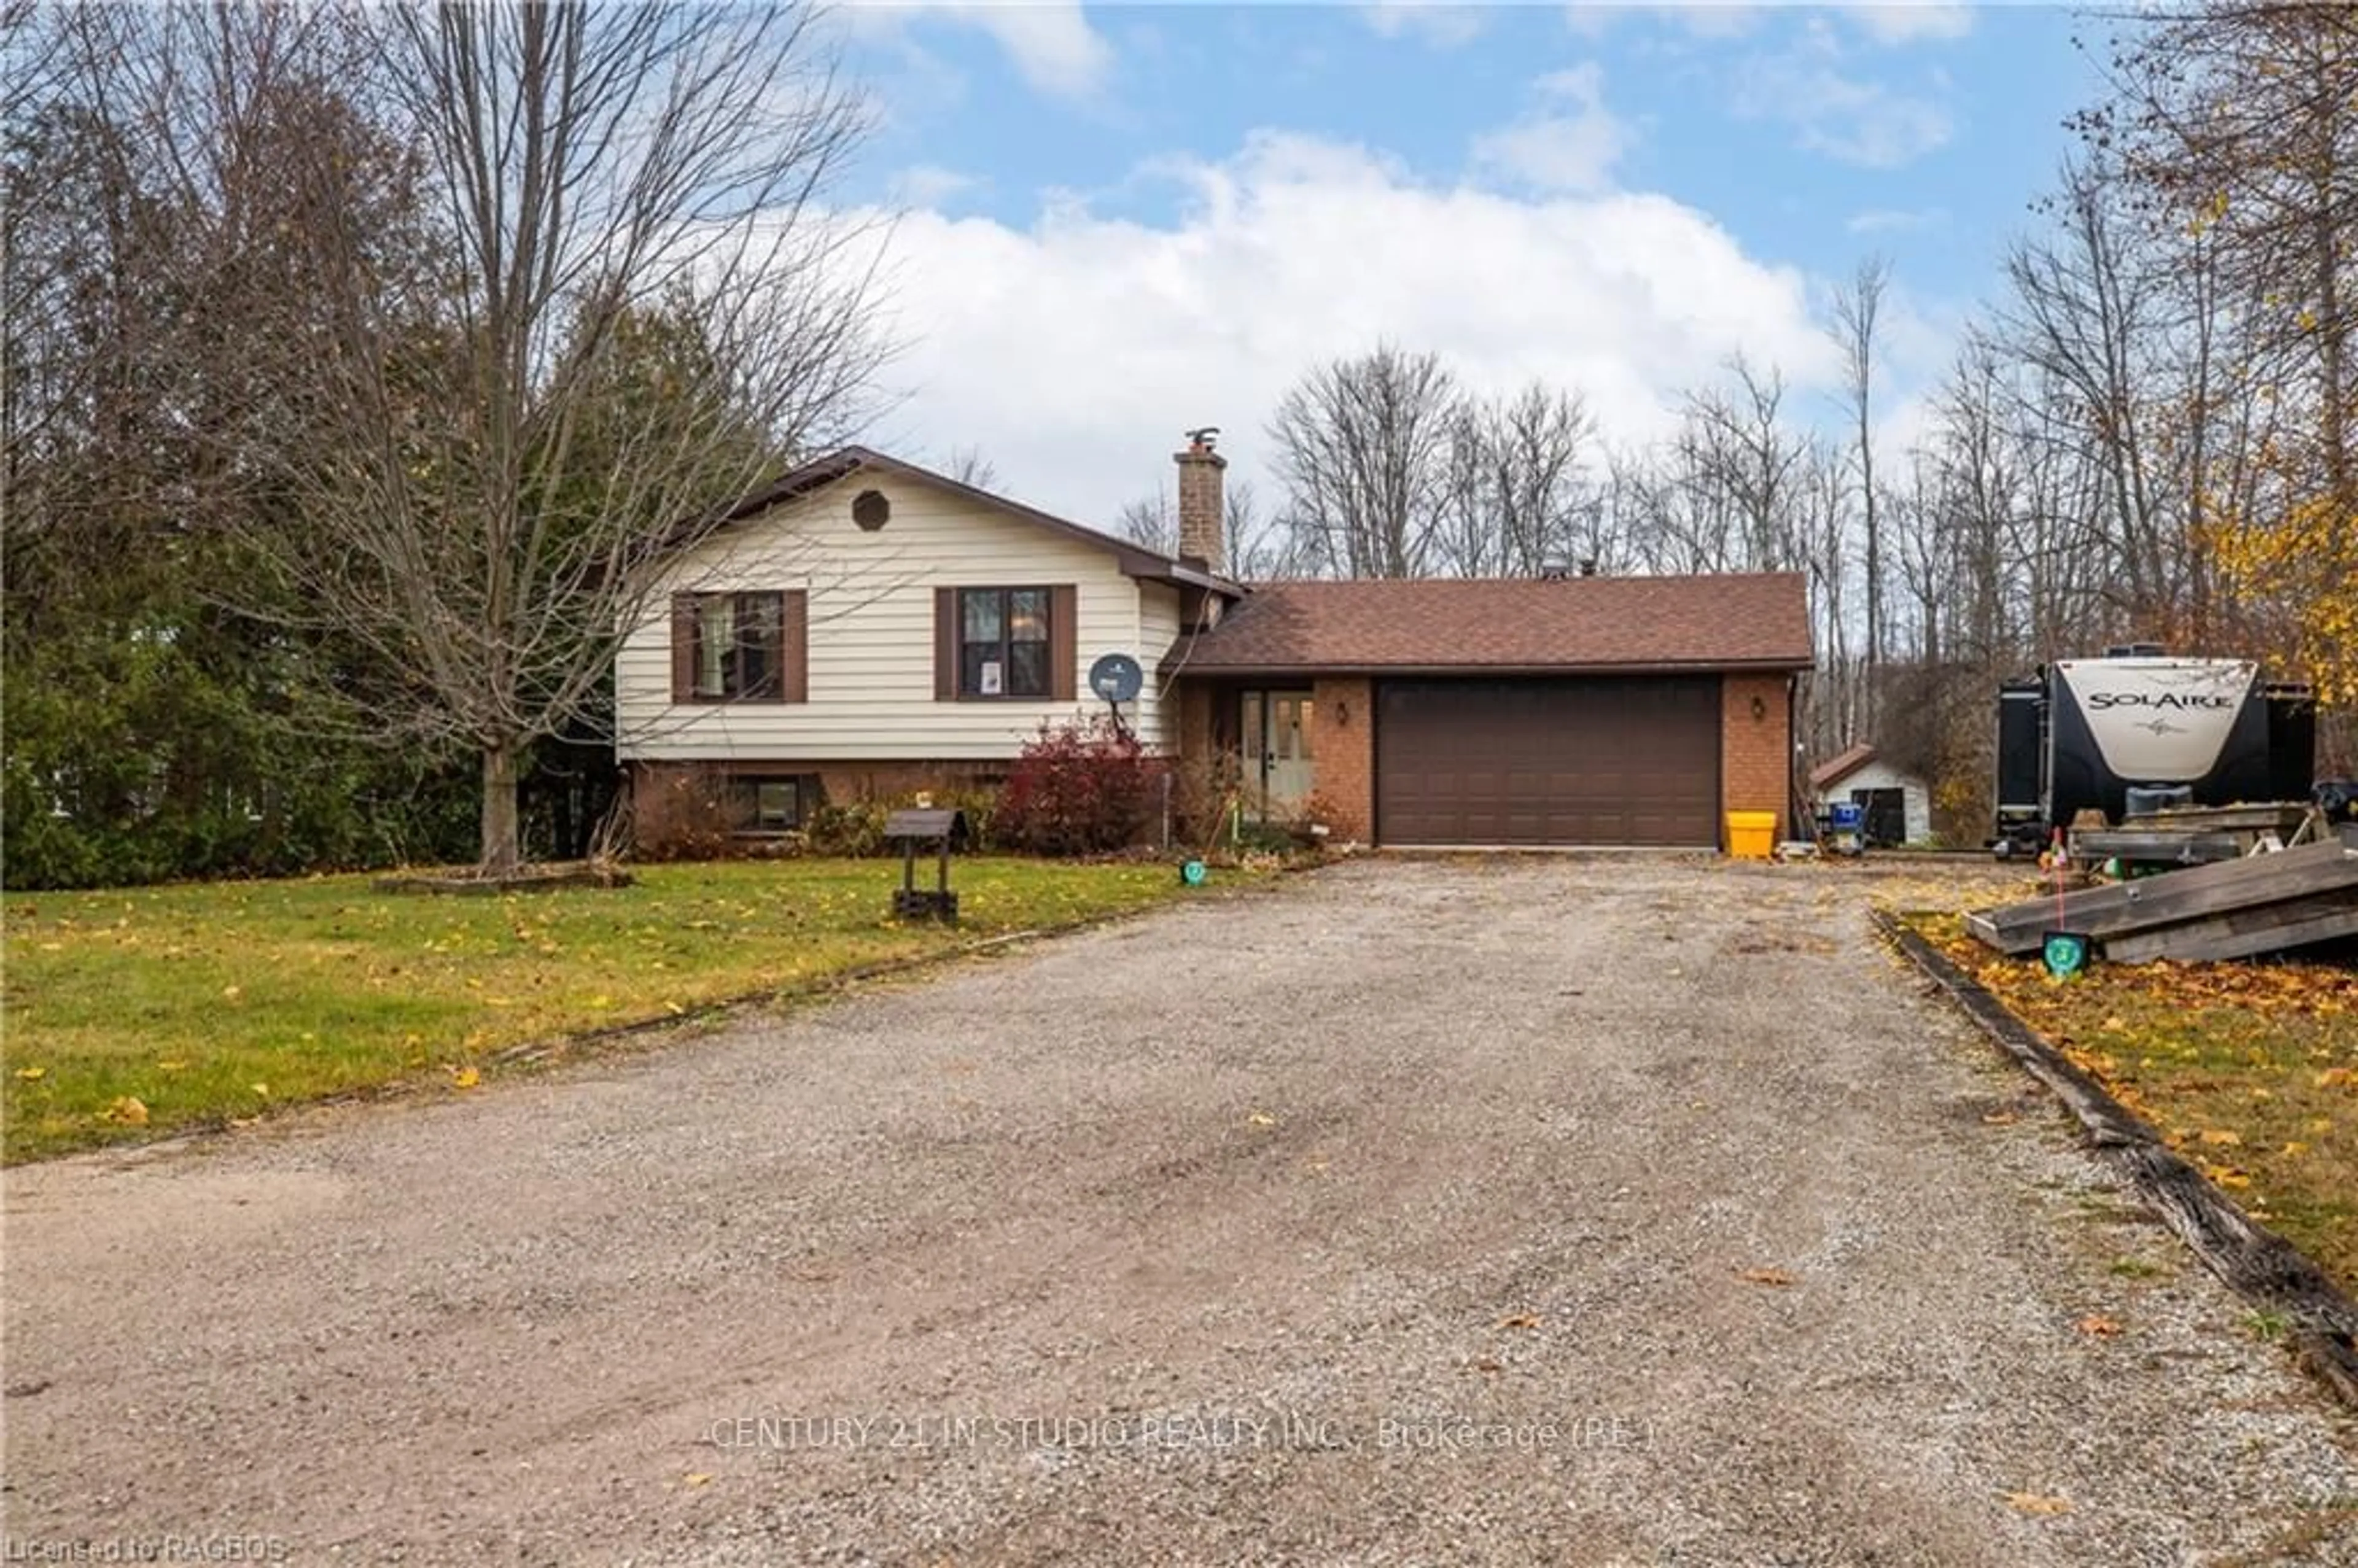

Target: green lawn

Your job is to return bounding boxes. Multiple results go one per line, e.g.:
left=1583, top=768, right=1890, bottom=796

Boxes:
left=1913, top=912, right=2358, bottom=1296
left=2, top=857, right=1197, bottom=1161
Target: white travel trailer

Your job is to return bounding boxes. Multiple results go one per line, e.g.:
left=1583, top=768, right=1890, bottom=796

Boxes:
left=1992, top=647, right=2315, bottom=855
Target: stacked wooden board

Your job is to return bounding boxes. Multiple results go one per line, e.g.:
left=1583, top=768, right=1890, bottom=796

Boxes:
left=1965, top=827, right=2358, bottom=964
left=2072, top=802, right=2319, bottom=869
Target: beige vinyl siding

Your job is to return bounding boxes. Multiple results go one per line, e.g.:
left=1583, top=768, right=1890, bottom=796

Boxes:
left=1132, top=581, right=1181, bottom=745
left=617, top=472, right=1174, bottom=761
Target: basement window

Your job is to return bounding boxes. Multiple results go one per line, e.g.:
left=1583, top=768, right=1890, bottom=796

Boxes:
left=731, top=775, right=812, bottom=834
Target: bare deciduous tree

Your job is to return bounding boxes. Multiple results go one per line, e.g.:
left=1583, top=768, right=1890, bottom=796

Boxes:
left=1116, top=475, right=1290, bottom=580
left=1115, top=489, right=1177, bottom=555
left=1266, top=343, right=1458, bottom=578
left=943, top=445, right=998, bottom=491
left=1830, top=255, right=1889, bottom=683
left=1439, top=382, right=1597, bottom=577
left=216, top=2, right=884, bottom=872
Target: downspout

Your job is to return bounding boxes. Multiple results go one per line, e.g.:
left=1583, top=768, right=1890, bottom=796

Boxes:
left=1787, top=673, right=1801, bottom=842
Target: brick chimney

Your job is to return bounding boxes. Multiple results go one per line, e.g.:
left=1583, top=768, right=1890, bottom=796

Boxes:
left=1174, top=427, right=1226, bottom=575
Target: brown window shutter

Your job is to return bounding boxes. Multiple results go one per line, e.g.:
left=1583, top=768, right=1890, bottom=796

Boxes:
left=780, top=589, right=809, bottom=703
left=934, top=587, right=957, bottom=701
left=1050, top=584, right=1078, bottom=702
left=670, top=594, right=696, bottom=702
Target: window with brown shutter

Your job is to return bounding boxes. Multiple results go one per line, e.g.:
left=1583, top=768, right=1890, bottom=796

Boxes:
left=669, top=590, right=804, bottom=704
left=1049, top=584, right=1077, bottom=702
left=948, top=586, right=1073, bottom=699
left=934, top=588, right=957, bottom=701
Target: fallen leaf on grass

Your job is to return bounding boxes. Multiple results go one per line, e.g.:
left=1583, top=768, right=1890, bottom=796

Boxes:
left=1738, top=1268, right=1797, bottom=1287
left=156, top=1060, right=186, bottom=1073
left=449, top=1066, right=481, bottom=1090
left=2006, top=1492, right=2072, bottom=1516
left=2075, top=1314, right=2122, bottom=1338
left=2198, top=1129, right=2243, bottom=1147
left=14, top=1066, right=45, bottom=1081
left=103, top=1095, right=149, bottom=1127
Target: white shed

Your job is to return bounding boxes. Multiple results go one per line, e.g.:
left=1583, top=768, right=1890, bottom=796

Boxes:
left=1810, top=743, right=1934, bottom=847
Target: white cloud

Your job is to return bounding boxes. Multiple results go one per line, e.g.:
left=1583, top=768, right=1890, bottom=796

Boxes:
left=1565, top=4, right=1763, bottom=42
left=848, top=131, right=1839, bottom=525
left=1730, top=20, right=1954, bottom=168
left=1471, top=63, right=1631, bottom=193
left=1843, top=4, right=1974, bottom=45
left=1362, top=3, right=1490, bottom=49
left=1569, top=4, right=1970, bottom=47
left=1845, top=206, right=1948, bottom=235
left=846, top=2, right=1114, bottom=100
left=890, top=163, right=984, bottom=209
left=1665, top=4, right=1765, bottom=41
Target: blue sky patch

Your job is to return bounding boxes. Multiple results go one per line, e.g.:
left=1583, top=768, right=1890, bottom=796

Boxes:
left=822, top=4, right=2104, bottom=524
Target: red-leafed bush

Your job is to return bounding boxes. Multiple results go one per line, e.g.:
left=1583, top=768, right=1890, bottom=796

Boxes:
left=999, top=716, right=1162, bottom=855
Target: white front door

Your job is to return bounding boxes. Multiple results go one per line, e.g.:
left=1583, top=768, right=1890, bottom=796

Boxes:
left=1243, top=689, right=1316, bottom=820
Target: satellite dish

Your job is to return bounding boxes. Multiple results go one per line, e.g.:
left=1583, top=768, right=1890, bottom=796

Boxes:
left=1088, top=652, right=1144, bottom=705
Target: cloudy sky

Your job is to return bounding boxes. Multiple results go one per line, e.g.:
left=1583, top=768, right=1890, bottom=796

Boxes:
left=822, top=3, right=2101, bottom=527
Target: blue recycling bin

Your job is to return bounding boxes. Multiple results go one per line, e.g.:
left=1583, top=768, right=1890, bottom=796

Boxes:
left=1828, top=800, right=1866, bottom=856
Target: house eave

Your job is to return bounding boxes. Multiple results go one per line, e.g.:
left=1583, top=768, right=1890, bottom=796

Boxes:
left=1142, top=561, right=1246, bottom=595
left=694, top=446, right=1245, bottom=599
left=1159, top=656, right=1815, bottom=680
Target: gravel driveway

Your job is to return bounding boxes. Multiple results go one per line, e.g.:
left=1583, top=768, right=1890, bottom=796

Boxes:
left=6, top=858, right=2356, bottom=1565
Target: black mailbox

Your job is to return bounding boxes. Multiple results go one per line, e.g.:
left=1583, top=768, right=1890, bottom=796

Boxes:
left=883, top=808, right=970, bottom=925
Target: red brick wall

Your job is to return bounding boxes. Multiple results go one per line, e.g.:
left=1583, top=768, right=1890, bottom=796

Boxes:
left=645, top=670, right=1796, bottom=854
left=1720, top=673, right=1794, bottom=845
left=630, top=759, right=1011, bottom=815
left=1306, top=677, right=1373, bottom=843
left=812, top=762, right=1015, bottom=802
left=1175, top=683, right=1213, bottom=766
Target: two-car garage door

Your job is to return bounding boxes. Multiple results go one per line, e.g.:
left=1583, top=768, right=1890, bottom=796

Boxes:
left=1375, top=677, right=1722, bottom=847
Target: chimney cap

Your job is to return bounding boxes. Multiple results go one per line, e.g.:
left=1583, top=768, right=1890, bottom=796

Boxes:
left=1183, top=425, right=1220, bottom=453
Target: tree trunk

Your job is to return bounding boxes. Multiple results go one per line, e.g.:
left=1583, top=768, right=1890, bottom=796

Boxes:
left=480, top=742, right=523, bottom=875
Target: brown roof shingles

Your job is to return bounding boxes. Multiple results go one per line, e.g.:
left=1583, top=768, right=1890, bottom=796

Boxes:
left=1808, top=742, right=1878, bottom=790
left=1165, top=572, right=1813, bottom=676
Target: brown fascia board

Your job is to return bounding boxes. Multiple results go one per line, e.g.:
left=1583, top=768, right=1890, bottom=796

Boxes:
left=712, top=446, right=1245, bottom=597
left=1808, top=746, right=1877, bottom=790
left=1159, top=657, right=1814, bottom=679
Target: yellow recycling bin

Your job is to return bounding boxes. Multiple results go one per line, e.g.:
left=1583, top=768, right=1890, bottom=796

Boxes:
left=1726, top=811, right=1778, bottom=860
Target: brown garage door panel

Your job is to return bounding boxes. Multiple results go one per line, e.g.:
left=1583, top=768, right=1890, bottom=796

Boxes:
left=1376, top=678, right=1721, bottom=846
